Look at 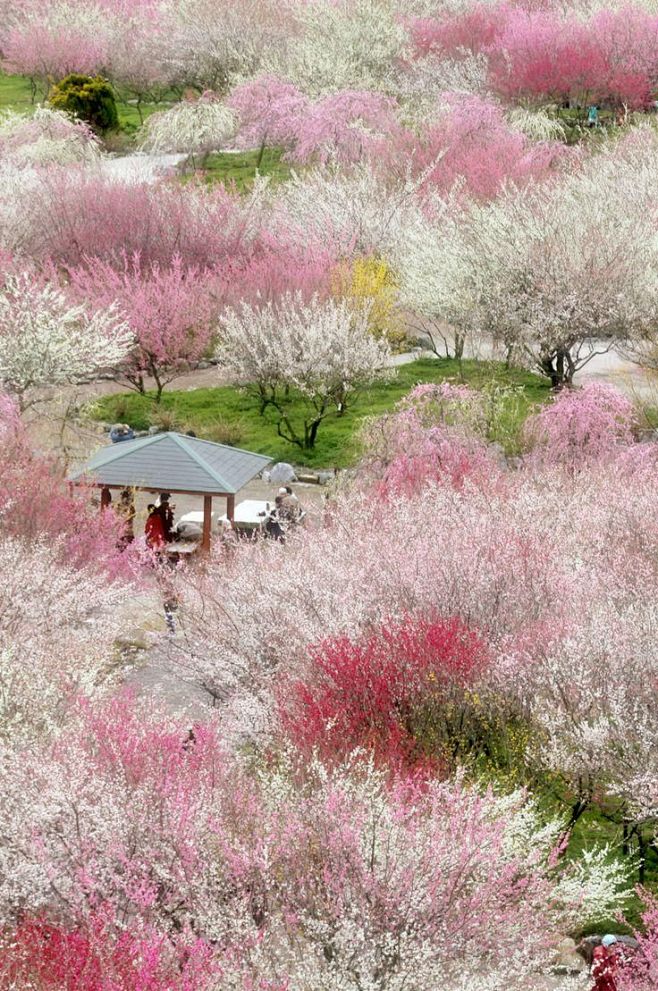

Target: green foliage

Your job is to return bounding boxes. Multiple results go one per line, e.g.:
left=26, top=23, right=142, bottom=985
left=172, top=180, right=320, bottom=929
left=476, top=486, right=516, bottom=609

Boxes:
left=410, top=687, right=538, bottom=787
left=48, top=74, right=119, bottom=133
left=89, top=358, right=549, bottom=469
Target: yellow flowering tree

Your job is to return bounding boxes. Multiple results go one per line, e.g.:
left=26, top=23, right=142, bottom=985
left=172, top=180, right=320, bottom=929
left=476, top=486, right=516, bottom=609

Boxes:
left=331, top=256, right=408, bottom=351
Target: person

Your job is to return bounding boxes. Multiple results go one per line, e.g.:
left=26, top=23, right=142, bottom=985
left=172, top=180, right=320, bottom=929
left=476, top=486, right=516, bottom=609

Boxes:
left=277, top=485, right=301, bottom=523
left=591, top=935, right=619, bottom=991
left=109, top=423, right=135, bottom=443
left=264, top=496, right=286, bottom=542
left=145, top=503, right=166, bottom=550
left=156, top=492, right=175, bottom=542
left=116, top=488, right=136, bottom=546
left=163, top=593, right=178, bottom=634
left=587, top=105, right=599, bottom=129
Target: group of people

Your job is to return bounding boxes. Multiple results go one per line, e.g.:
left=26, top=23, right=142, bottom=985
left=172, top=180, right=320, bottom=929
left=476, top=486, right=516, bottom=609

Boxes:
left=113, top=482, right=305, bottom=551
left=263, top=486, right=303, bottom=542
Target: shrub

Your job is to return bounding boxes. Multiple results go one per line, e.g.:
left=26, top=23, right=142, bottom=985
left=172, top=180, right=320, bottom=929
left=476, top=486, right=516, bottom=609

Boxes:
left=278, top=615, right=489, bottom=773
left=49, top=74, right=119, bottom=133
left=199, top=415, right=245, bottom=447
left=148, top=406, right=183, bottom=432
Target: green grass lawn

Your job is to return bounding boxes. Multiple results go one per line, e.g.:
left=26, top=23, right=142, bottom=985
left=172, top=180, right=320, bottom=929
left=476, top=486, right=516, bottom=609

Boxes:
left=88, top=358, right=550, bottom=470
left=186, top=147, right=292, bottom=192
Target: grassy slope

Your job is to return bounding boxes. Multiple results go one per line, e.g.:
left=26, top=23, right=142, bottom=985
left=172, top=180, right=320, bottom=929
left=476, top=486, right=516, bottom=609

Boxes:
left=89, top=358, right=550, bottom=470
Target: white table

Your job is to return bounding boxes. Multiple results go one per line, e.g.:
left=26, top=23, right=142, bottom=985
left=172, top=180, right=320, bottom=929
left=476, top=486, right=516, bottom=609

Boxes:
left=219, top=499, right=271, bottom=532
left=178, top=511, right=216, bottom=526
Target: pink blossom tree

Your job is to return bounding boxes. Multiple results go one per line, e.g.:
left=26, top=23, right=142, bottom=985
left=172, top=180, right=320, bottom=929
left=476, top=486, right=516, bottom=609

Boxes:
left=227, top=74, right=310, bottom=165
left=2, top=1, right=111, bottom=98
left=0, top=395, right=138, bottom=576
left=395, top=94, right=568, bottom=202
left=523, top=383, right=638, bottom=469
left=6, top=168, right=263, bottom=270
left=67, top=253, right=218, bottom=399
left=289, top=89, right=402, bottom=167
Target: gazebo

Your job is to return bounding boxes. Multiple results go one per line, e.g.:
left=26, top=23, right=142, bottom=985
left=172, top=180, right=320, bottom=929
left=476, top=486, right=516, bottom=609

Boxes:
left=69, top=432, right=272, bottom=551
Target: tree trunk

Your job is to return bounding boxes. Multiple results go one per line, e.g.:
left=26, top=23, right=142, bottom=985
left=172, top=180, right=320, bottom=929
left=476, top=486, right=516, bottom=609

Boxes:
left=306, top=418, right=322, bottom=449
left=541, top=348, right=575, bottom=390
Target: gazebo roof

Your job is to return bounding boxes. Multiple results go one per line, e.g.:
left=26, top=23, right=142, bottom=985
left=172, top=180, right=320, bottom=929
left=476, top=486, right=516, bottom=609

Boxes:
left=69, top=432, right=272, bottom=495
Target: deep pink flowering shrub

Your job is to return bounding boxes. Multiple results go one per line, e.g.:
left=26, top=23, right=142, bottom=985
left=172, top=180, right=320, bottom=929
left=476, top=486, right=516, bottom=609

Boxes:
left=1, top=913, right=217, bottom=991
left=395, top=94, right=567, bottom=201
left=279, top=615, right=489, bottom=773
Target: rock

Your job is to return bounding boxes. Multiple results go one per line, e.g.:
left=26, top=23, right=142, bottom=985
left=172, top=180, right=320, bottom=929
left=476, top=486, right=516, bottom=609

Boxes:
left=317, top=470, right=336, bottom=485
left=552, top=937, right=585, bottom=975
left=268, top=462, right=297, bottom=484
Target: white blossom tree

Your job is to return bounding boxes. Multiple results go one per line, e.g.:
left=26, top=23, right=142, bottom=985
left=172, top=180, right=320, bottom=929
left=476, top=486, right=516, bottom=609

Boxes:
left=395, top=203, right=473, bottom=360
left=0, top=536, right=128, bottom=746
left=138, top=91, right=238, bottom=170
left=270, top=0, right=409, bottom=96
left=0, top=274, right=133, bottom=409
left=160, top=0, right=291, bottom=93
left=217, top=293, right=391, bottom=448
left=0, top=107, right=101, bottom=166
left=436, top=152, right=654, bottom=387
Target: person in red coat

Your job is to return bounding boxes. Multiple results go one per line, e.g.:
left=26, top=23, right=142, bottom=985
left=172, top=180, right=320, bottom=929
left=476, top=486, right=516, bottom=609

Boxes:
left=591, top=935, right=619, bottom=991
left=145, top=503, right=166, bottom=549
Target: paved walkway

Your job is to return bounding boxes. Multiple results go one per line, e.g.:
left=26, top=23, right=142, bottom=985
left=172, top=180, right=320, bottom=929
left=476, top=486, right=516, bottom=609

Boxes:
left=99, top=152, right=187, bottom=184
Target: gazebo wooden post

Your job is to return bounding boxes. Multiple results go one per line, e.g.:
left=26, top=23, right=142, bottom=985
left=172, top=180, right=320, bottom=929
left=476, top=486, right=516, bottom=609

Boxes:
left=100, top=486, right=112, bottom=512
left=201, top=495, right=213, bottom=552
left=226, top=494, right=235, bottom=524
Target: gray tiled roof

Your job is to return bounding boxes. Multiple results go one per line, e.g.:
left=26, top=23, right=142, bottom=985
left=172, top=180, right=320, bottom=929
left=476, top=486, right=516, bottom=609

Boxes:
left=69, top=433, right=272, bottom=494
